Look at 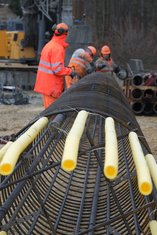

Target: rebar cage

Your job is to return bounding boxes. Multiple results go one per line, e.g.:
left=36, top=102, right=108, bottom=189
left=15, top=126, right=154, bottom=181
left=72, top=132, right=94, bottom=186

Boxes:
left=1, top=72, right=157, bottom=234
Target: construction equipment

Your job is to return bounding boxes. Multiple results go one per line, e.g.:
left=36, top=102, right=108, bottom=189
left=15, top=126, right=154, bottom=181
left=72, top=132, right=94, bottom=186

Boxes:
left=0, top=19, right=36, bottom=63
left=0, top=0, right=62, bottom=65
left=0, top=1, right=65, bottom=90
left=0, top=73, right=157, bottom=234
left=0, top=18, right=38, bottom=91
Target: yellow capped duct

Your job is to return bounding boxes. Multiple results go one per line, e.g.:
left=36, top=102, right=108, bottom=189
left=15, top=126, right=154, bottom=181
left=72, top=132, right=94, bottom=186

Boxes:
left=145, top=154, right=157, bottom=190
left=129, top=131, right=152, bottom=195
left=0, top=232, right=7, bottom=235
left=0, top=141, right=13, bottom=162
left=61, top=110, right=88, bottom=171
left=149, top=220, right=157, bottom=235
left=0, top=117, right=48, bottom=176
left=104, top=117, right=119, bottom=180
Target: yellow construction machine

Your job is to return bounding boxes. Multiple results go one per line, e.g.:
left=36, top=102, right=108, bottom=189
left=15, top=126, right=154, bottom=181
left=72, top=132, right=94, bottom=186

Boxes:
left=0, top=20, right=36, bottom=64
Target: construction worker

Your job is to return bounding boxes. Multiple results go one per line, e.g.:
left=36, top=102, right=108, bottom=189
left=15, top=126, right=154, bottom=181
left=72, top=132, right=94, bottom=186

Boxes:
left=95, top=45, right=120, bottom=74
left=34, top=23, right=76, bottom=109
left=65, top=46, right=97, bottom=89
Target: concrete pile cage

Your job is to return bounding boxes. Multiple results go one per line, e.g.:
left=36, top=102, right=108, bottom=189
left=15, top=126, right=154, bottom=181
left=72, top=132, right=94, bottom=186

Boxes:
left=0, top=73, right=157, bottom=234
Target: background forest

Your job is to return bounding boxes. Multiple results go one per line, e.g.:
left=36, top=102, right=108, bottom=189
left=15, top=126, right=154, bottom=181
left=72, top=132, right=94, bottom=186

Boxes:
left=84, top=0, right=157, bottom=69
left=1, top=0, right=157, bottom=69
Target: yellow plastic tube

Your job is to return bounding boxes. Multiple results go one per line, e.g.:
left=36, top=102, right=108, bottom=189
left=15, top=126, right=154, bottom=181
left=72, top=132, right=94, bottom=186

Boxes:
left=129, top=131, right=152, bottom=195
left=0, top=141, right=13, bottom=162
left=61, top=110, right=88, bottom=171
left=0, top=117, right=48, bottom=175
left=149, top=220, right=157, bottom=235
left=145, top=154, right=157, bottom=190
left=104, top=117, right=119, bottom=180
left=0, top=232, right=7, bottom=235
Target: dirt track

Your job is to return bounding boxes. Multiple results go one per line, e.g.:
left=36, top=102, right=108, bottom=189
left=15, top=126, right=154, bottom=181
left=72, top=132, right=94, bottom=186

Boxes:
left=0, top=91, right=157, bottom=159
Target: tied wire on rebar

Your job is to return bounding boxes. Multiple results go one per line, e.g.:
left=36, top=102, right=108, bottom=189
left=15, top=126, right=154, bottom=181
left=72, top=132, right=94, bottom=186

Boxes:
left=0, top=72, right=157, bottom=234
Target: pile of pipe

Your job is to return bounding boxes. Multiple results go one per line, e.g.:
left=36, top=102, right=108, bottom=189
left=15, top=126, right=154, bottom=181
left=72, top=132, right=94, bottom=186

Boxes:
left=131, top=72, right=157, bottom=115
left=0, top=72, right=157, bottom=234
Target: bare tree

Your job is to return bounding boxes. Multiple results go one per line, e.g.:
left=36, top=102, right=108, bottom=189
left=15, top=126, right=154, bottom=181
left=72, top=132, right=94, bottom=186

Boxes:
left=84, top=0, right=157, bottom=69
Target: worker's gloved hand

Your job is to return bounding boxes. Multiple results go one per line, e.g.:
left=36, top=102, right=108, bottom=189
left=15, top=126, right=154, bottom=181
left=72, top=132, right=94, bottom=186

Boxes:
left=86, top=68, right=93, bottom=74
left=70, top=70, right=79, bottom=79
left=87, top=62, right=96, bottom=74
left=90, top=62, right=95, bottom=68
left=97, top=63, right=106, bottom=70
left=87, top=67, right=96, bottom=74
left=113, top=66, right=121, bottom=74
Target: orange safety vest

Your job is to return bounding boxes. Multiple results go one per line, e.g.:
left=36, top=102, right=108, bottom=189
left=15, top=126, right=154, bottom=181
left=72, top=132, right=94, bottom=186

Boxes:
left=34, top=35, right=72, bottom=98
left=96, top=57, right=114, bottom=73
left=65, top=49, right=91, bottom=88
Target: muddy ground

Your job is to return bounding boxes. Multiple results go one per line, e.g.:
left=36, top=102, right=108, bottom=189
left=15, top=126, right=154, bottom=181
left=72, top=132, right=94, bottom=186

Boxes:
left=0, top=91, right=157, bottom=159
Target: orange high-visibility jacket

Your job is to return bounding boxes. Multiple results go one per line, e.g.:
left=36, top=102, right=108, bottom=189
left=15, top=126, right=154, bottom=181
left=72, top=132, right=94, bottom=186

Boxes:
left=95, top=57, right=116, bottom=73
left=34, top=35, right=72, bottom=98
left=65, top=48, right=93, bottom=88
left=69, top=48, right=93, bottom=77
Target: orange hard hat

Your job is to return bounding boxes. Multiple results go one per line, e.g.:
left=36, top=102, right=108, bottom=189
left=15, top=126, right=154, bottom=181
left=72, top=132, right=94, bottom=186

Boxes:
left=56, top=23, right=68, bottom=31
left=54, top=23, right=69, bottom=35
left=87, top=46, right=97, bottom=56
left=101, top=45, right=111, bottom=55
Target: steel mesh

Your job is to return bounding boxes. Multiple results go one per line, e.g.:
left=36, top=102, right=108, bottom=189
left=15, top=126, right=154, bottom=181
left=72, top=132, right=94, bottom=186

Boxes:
left=1, top=72, right=157, bottom=234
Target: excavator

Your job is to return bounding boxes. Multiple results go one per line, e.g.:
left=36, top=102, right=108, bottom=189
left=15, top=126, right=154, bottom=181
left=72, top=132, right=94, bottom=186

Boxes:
left=0, top=19, right=36, bottom=64
left=0, top=0, right=62, bottom=102
left=0, top=0, right=128, bottom=97
left=0, top=0, right=60, bottom=65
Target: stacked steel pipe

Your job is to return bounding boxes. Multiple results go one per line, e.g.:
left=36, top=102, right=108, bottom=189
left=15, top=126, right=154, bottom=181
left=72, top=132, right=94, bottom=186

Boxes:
left=0, top=73, right=157, bottom=234
left=130, top=73, right=157, bottom=115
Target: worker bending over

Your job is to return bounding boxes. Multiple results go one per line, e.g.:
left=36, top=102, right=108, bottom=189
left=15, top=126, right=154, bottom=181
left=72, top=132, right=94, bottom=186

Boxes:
left=65, top=46, right=97, bottom=89
left=34, top=23, right=76, bottom=109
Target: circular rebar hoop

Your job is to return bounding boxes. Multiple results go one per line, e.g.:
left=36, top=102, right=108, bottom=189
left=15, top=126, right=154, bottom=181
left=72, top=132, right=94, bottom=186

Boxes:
left=0, top=73, right=156, bottom=235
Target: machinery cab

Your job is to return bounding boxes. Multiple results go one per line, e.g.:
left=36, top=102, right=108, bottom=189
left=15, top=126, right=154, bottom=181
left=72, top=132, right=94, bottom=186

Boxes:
left=0, top=19, right=36, bottom=63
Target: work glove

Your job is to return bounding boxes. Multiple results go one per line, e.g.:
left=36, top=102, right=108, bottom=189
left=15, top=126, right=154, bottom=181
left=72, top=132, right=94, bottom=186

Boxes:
left=113, top=66, right=121, bottom=74
left=87, top=62, right=96, bottom=73
left=97, top=63, right=106, bottom=70
left=70, top=70, right=79, bottom=79
left=90, top=62, right=95, bottom=68
left=86, top=66, right=96, bottom=74
left=86, top=68, right=93, bottom=74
